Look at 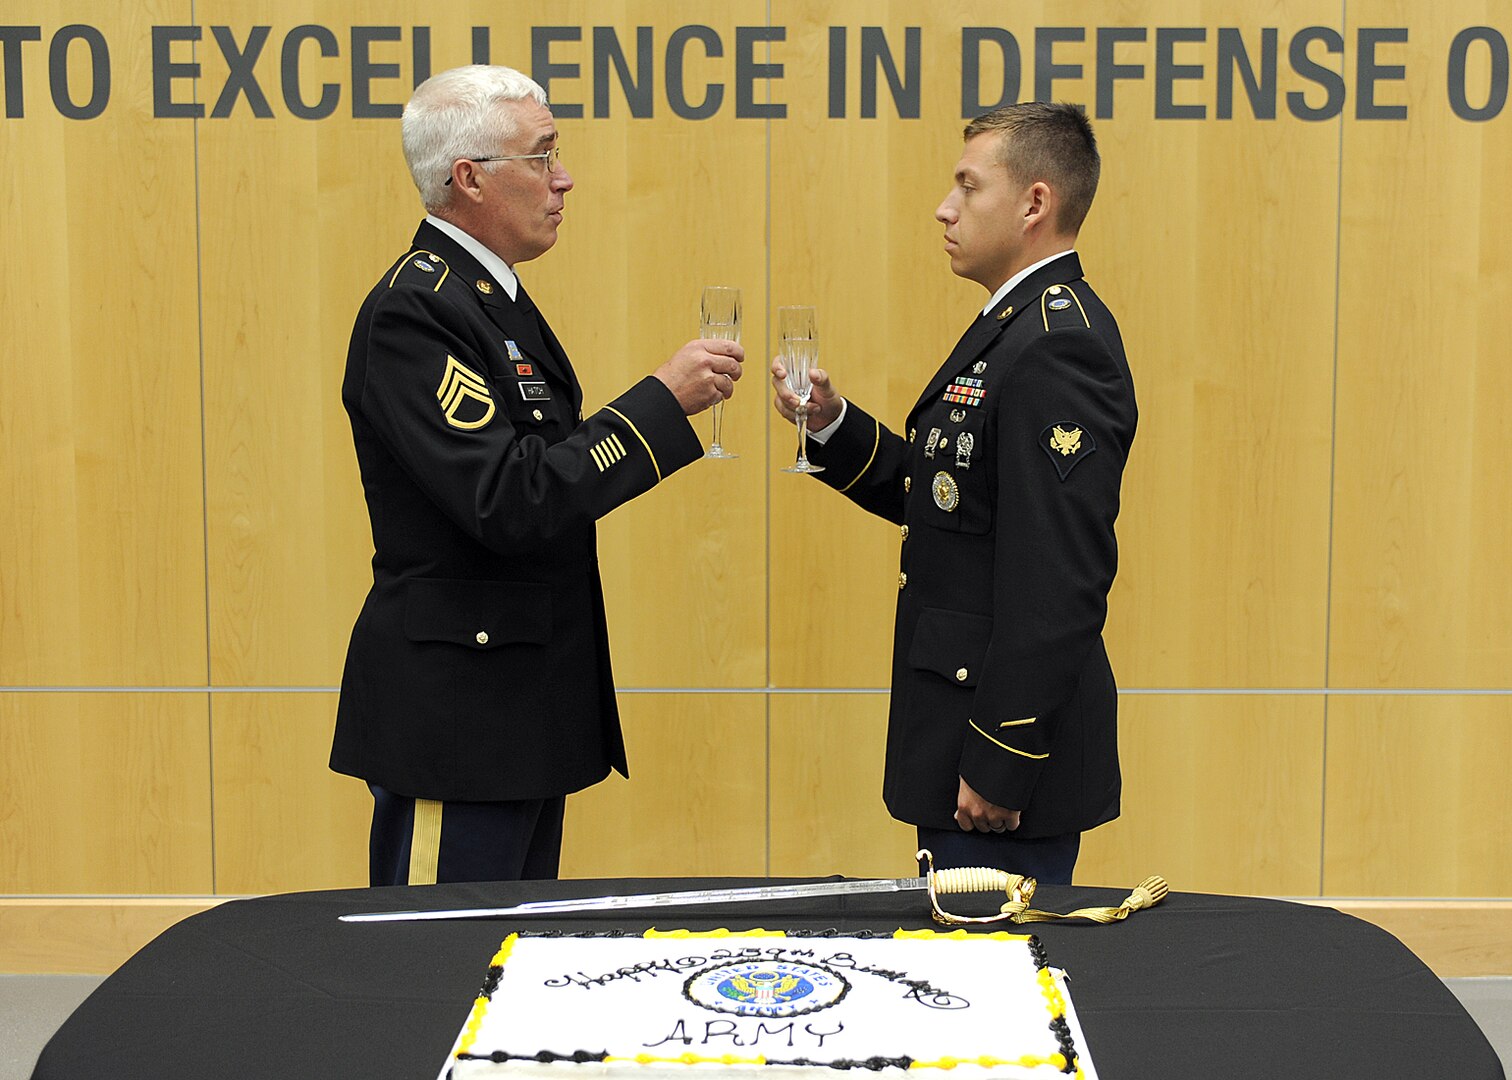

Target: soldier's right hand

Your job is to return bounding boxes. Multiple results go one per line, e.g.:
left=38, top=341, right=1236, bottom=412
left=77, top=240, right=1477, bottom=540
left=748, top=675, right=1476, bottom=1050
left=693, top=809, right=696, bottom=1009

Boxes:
left=655, top=339, right=744, bottom=415
left=770, top=358, right=842, bottom=432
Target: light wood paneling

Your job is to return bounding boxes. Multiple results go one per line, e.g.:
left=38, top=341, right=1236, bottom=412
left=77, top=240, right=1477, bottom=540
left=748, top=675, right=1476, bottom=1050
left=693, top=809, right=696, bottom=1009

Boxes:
left=210, top=693, right=369, bottom=894
left=541, top=0, right=770, bottom=688
left=1078, top=694, right=1325, bottom=895
left=1323, top=695, right=1512, bottom=896
left=0, top=694, right=212, bottom=893
left=1330, top=3, right=1512, bottom=688
left=769, top=693, right=918, bottom=878
left=770, top=1, right=975, bottom=689
left=0, top=898, right=225, bottom=975
left=1070, top=0, right=1342, bottom=690
left=1304, top=899, right=1512, bottom=977
left=561, top=693, right=766, bottom=878
left=197, top=1, right=416, bottom=687
left=0, top=1, right=206, bottom=686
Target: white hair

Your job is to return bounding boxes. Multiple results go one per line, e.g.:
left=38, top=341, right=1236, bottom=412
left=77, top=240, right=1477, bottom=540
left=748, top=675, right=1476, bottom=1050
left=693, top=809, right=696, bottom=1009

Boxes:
left=402, top=65, right=549, bottom=212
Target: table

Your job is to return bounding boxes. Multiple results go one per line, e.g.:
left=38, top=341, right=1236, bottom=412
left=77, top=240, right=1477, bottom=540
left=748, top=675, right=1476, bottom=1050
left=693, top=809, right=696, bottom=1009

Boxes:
left=31, top=878, right=1506, bottom=1079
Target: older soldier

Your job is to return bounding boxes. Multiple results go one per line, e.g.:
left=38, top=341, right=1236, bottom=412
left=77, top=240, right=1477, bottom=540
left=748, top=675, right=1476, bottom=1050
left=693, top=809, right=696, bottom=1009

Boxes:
left=334, top=65, right=742, bottom=885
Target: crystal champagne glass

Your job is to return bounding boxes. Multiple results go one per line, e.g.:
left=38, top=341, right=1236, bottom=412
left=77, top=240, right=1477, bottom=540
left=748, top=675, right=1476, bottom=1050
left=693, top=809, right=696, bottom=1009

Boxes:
left=700, top=286, right=741, bottom=459
left=779, top=306, right=824, bottom=474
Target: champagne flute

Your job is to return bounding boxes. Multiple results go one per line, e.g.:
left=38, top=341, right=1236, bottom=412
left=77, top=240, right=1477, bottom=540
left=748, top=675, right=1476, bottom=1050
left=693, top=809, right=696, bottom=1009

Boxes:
left=778, top=306, right=824, bottom=474
left=700, top=286, right=741, bottom=459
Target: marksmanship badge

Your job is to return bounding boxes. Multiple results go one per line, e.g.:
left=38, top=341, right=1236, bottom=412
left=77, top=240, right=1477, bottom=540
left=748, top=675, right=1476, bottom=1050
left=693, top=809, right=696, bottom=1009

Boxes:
left=685, top=961, right=849, bottom=1018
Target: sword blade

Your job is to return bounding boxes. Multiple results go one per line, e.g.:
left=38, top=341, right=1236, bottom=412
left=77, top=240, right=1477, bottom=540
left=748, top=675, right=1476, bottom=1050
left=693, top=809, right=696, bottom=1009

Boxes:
left=339, top=876, right=926, bottom=923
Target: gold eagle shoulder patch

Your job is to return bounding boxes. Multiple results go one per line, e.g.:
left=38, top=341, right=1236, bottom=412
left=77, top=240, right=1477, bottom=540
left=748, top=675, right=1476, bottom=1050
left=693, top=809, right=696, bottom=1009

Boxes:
left=1039, top=421, right=1096, bottom=480
left=436, top=355, right=495, bottom=430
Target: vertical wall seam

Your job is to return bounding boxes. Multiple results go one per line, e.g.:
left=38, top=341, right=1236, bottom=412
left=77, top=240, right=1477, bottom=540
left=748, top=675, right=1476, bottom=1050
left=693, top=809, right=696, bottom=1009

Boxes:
left=188, top=0, right=217, bottom=895
left=1319, top=0, right=1349, bottom=897
left=763, top=0, right=774, bottom=877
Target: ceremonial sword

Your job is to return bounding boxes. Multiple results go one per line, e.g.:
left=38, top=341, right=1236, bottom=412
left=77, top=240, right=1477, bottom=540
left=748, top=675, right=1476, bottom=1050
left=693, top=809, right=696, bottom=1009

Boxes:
left=339, top=851, right=1167, bottom=927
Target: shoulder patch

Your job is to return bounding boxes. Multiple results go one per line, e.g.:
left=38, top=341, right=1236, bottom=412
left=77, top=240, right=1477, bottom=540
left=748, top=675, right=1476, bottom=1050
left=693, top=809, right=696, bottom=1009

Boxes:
left=1039, top=422, right=1096, bottom=480
left=1040, top=284, right=1090, bottom=331
left=436, top=355, right=495, bottom=430
left=388, top=249, right=451, bottom=292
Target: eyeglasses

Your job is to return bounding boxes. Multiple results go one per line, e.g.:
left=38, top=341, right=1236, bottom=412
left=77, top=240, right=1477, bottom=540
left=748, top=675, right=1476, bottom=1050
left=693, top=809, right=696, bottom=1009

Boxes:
left=444, top=148, right=562, bottom=185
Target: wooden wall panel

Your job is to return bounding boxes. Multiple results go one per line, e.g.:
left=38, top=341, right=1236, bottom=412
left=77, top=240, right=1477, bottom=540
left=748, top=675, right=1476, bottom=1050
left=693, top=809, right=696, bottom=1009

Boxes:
left=0, top=0, right=206, bottom=686
left=769, top=1, right=974, bottom=690
left=197, top=1, right=417, bottom=687
left=1329, top=3, right=1512, bottom=688
left=4, top=3, right=1512, bottom=914
left=0, top=694, right=212, bottom=893
left=210, top=693, right=369, bottom=894
left=560, top=693, right=766, bottom=878
left=1054, top=0, right=1342, bottom=690
left=769, top=693, right=918, bottom=879
left=1077, top=695, right=1325, bottom=895
left=1323, top=696, right=1512, bottom=896
left=536, top=0, right=769, bottom=688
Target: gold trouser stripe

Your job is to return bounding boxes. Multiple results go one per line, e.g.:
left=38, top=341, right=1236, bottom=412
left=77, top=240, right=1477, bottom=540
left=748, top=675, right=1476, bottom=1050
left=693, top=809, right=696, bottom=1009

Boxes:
left=970, top=719, right=1050, bottom=760
left=408, top=799, right=443, bottom=885
left=837, top=415, right=881, bottom=494
left=602, top=406, right=661, bottom=482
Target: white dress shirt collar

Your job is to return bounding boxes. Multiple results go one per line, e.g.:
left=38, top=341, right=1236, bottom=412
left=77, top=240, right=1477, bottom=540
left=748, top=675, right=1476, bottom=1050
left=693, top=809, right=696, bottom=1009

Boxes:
left=981, top=249, right=1077, bottom=317
left=424, top=214, right=519, bottom=301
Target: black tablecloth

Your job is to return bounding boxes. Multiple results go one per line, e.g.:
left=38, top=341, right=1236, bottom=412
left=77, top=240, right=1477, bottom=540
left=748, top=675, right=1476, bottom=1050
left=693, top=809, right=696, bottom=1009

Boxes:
left=32, top=878, right=1505, bottom=1080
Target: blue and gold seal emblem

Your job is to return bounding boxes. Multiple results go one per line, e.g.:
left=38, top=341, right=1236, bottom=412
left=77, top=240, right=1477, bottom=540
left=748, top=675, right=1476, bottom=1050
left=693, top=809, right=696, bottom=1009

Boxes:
left=685, top=960, right=848, bottom=1018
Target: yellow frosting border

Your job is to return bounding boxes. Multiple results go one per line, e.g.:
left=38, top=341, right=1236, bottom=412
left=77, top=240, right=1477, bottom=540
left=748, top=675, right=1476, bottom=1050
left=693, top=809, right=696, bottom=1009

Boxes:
left=456, top=933, right=519, bottom=1057
left=457, top=929, right=1084, bottom=1077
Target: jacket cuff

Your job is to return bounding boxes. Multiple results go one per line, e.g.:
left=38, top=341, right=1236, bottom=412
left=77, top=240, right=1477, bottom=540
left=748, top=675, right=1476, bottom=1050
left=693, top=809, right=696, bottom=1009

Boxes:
left=958, top=718, right=1046, bottom=811
left=602, top=376, right=704, bottom=482
left=810, top=401, right=882, bottom=492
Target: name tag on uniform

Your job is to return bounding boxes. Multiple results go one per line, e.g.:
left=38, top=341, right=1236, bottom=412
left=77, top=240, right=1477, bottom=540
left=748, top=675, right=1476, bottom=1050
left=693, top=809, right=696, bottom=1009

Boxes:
left=518, top=381, right=552, bottom=402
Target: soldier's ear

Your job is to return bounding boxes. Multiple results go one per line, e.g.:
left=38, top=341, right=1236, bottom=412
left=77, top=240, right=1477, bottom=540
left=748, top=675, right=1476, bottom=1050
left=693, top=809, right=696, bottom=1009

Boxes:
left=1022, top=182, right=1054, bottom=232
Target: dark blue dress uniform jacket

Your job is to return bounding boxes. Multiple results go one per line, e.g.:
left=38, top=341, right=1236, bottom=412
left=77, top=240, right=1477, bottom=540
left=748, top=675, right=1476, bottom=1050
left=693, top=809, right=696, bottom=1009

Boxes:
left=806, top=253, right=1137, bottom=838
left=332, top=221, right=703, bottom=802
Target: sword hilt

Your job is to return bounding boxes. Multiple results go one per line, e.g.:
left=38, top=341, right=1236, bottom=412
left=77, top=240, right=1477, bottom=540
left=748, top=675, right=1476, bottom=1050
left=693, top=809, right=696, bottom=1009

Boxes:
left=917, top=848, right=1035, bottom=926
left=916, top=848, right=1168, bottom=927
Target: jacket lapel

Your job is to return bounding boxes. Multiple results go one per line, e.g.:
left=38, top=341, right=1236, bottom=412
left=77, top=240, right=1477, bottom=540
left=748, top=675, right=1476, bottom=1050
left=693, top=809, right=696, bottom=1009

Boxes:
left=909, top=253, right=1087, bottom=423
left=410, top=222, right=581, bottom=409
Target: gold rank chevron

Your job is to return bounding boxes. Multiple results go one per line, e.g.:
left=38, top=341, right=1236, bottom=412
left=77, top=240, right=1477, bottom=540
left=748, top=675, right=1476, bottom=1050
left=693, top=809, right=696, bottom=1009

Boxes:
left=590, top=432, right=629, bottom=473
left=436, top=356, right=496, bottom=430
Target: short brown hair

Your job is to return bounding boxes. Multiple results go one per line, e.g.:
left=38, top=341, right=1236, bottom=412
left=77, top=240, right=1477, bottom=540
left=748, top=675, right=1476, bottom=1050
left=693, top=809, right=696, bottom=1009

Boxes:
left=964, top=102, right=1100, bottom=233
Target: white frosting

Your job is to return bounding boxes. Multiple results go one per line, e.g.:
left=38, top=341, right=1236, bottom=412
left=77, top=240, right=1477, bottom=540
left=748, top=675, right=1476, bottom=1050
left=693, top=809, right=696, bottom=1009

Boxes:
left=448, top=931, right=1086, bottom=1080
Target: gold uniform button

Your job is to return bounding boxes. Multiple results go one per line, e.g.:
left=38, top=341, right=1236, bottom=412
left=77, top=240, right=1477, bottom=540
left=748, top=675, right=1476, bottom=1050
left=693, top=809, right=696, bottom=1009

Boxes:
left=956, top=667, right=969, bottom=682
left=476, top=631, right=490, bottom=645
left=904, top=476, right=912, bottom=493
left=901, top=525, right=909, bottom=541
left=898, top=572, right=908, bottom=589
left=532, top=409, right=544, bottom=421
left=909, top=428, right=916, bottom=443
left=1049, top=285, right=1063, bottom=296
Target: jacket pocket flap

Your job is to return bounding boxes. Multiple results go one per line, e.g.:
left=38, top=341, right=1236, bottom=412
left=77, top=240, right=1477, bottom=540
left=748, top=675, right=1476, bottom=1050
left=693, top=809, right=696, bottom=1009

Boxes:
left=403, top=578, right=551, bottom=648
left=907, top=606, right=992, bottom=686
